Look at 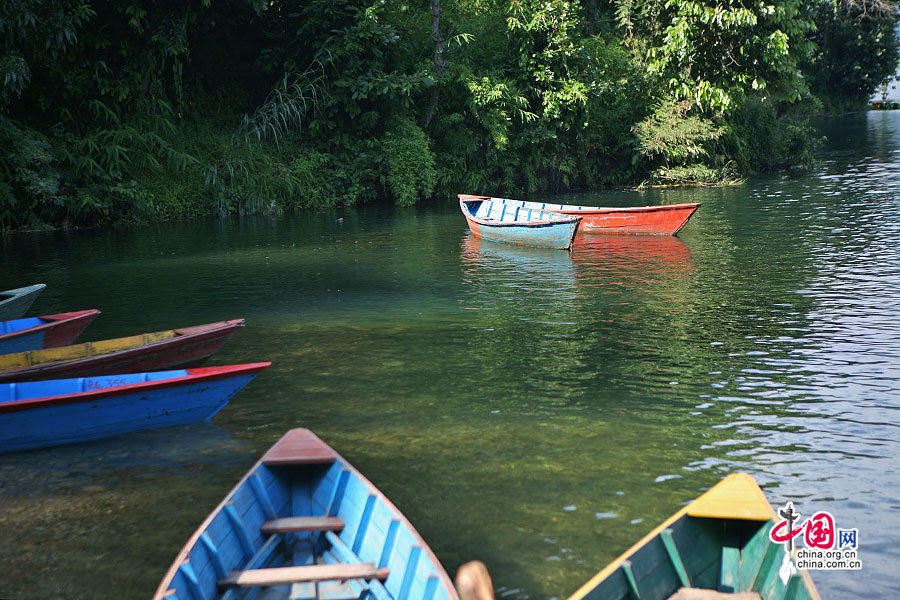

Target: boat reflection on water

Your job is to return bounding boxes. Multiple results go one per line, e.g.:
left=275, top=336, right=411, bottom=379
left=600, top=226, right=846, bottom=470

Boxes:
left=0, top=422, right=251, bottom=496
left=460, top=233, right=580, bottom=318
left=571, top=233, right=694, bottom=283
left=461, top=233, right=578, bottom=284
left=572, top=233, right=692, bottom=266
left=461, top=233, right=695, bottom=306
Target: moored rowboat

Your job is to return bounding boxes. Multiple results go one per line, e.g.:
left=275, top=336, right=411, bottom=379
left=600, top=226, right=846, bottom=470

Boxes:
left=0, top=319, right=245, bottom=383
left=567, top=473, right=820, bottom=600
left=0, top=284, right=47, bottom=321
left=153, top=428, right=458, bottom=600
left=0, top=362, right=270, bottom=452
left=459, top=195, right=581, bottom=250
left=0, top=309, right=101, bottom=354
left=460, top=195, right=700, bottom=236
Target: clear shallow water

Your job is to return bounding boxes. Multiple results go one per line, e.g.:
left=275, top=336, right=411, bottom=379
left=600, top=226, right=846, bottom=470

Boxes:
left=2, top=112, right=899, bottom=598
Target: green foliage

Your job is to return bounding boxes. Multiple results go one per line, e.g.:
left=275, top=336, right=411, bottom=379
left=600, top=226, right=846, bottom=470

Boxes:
left=723, top=95, right=822, bottom=172
left=803, top=0, right=900, bottom=112
left=0, top=0, right=894, bottom=229
left=237, top=62, right=327, bottom=147
left=636, top=101, right=723, bottom=162
left=618, top=0, right=816, bottom=112
left=0, top=116, right=66, bottom=229
left=634, top=100, right=728, bottom=184
left=382, top=117, right=436, bottom=206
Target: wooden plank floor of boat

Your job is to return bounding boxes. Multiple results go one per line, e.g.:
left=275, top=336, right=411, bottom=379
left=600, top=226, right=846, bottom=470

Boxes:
left=668, top=588, right=761, bottom=600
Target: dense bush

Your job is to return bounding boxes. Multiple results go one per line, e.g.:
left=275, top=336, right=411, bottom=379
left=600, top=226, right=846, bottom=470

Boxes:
left=1, top=0, right=897, bottom=229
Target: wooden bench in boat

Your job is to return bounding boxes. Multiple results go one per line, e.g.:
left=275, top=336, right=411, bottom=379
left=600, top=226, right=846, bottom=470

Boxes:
left=668, top=589, right=761, bottom=600
left=261, top=516, right=344, bottom=535
left=218, top=563, right=390, bottom=588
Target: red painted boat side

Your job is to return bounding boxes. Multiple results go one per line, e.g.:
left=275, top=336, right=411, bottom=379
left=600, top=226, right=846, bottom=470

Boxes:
left=557, top=203, right=700, bottom=235
left=0, top=362, right=271, bottom=414
left=0, top=309, right=101, bottom=349
left=0, top=319, right=245, bottom=383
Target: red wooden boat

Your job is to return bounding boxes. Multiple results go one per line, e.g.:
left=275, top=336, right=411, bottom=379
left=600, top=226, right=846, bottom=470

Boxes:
left=459, top=194, right=700, bottom=236
left=0, top=319, right=245, bottom=383
left=0, top=309, right=101, bottom=354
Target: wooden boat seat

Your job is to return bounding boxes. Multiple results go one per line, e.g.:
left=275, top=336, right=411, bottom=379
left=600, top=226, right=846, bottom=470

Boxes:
left=218, top=563, right=390, bottom=588
left=667, top=588, right=762, bottom=600
left=261, top=516, right=344, bottom=534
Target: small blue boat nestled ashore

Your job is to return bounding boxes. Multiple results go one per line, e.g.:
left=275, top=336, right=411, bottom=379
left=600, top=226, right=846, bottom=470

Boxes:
left=0, top=362, right=270, bottom=453
left=153, top=428, right=458, bottom=600
left=0, top=284, right=47, bottom=321
left=0, top=309, right=101, bottom=354
left=459, top=195, right=581, bottom=250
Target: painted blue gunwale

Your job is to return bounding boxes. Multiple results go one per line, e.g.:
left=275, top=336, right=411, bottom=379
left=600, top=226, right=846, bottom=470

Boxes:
left=0, top=316, right=44, bottom=335
left=0, top=363, right=269, bottom=452
left=154, top=428, right=458, bottom=600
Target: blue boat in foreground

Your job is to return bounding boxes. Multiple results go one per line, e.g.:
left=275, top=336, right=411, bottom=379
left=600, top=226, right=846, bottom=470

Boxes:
left=153, top=428, right=458, bottom=600
left=0, top=284, right=46, bottom=321
left=0, top=362, right=270, bottom=453
left=459, top=195, right=581, bottom=250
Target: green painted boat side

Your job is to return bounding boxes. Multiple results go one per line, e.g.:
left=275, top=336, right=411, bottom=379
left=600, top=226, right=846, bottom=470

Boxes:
left=567, top=474, right=821, bottom=600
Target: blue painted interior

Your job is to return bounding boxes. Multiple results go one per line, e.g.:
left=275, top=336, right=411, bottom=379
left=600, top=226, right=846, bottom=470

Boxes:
left=0, top=369, right=191, bottom=403
left=0, top=317, right=45, bottom=334
left=163, top=454, right=453, bottom=600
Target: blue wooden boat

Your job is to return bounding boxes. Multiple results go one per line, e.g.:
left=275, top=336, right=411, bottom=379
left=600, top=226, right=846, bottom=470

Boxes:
left=459, top=196, right=581, bottom=250
left=0, top=362, right=270, bottom=453
left=0, top=284, right=46, bottom=321
left=153, top=428, right=459, bottom=600
left=0, top=309, right=100, bottom=354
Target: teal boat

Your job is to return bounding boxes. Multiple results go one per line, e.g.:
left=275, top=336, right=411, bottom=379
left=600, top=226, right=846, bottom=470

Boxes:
left=567, top=473, right=821, bottom=600
left=0, top=284, right=46, bottom=321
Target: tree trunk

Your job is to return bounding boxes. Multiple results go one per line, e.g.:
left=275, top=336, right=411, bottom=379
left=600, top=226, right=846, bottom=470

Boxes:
left=422, top=0, right=446, bottom=128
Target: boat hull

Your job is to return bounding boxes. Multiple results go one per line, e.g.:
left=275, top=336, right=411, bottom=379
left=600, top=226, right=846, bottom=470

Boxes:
left=0, top=363, right=269, bottom=452
left=0, top=319, right=244, bottom=382
left=560, top=203, right=699, bottom=235
left=0, top=309, right=101, bottom=354
left=154, top=428, right=458, bottom=600
left=460, top=195, right=700, bottom=236
left=460, top=197, right=580, bottom=250
left=567, top=473, right=820, bottom=600
left=0, top=284, right=46, bottom=321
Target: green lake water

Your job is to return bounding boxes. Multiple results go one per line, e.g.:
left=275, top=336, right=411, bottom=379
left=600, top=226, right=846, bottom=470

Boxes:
left=2, top=112, right=899, bottom=598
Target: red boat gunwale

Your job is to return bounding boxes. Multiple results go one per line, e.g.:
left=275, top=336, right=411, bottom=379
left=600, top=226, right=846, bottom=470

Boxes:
left=0, top=362, right=271, bottom=415
left=0, top=318, right=247, bottom=383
